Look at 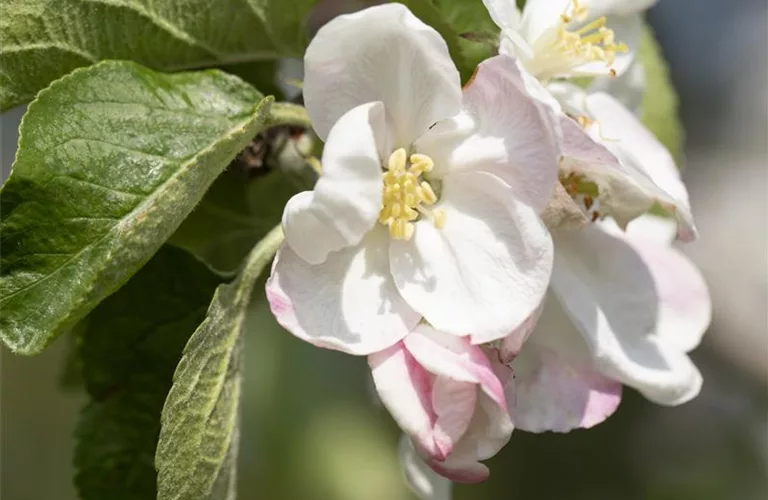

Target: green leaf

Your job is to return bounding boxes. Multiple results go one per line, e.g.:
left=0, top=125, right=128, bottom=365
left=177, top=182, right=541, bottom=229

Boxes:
left=638, top=24, right=684, bottom=162
left=0, top=60, right=273, bottom=355
left=156, top=225, right=284, bottom=500
left=74, top=246, right=222, bottom=500
left=169, top=162, right=311, bottom=277
left=0, top=0, right=320, bottom=110
left=434, top=0, right=500, bottom=74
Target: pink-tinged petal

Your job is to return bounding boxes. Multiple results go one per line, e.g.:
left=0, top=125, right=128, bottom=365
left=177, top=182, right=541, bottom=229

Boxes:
left=621, top=217, right=711, bottom=353
left=369, top=343, right=439, bottom=458
left=415, top=55, right=560, bottom=212
left=267, top=227, right=420, bottom=356
left=550, top=225, right=704, bottom=405
left=427, top=391, right=514, bottom=483
left=283, top=102, right=386, bottom=264
left=509, top=343, right=622, bottom=433
left=390, top=171, right=553, bottom=344
left=399, top=436, right=453, bottom=500
left=585, top=92, right=697, bottom=240
left=431, top=377, right=477, bottom=459
left=427, top=459, right=489, bottom=484
left=403, top=325, right=507, bottom=410
left=500, top=298, right=545, bottom=363
left=304, top=3, right=461, bottom=147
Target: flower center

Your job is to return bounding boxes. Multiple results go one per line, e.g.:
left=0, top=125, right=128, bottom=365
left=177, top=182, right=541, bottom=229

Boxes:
left=529, top=0, right=628, bottom=80
left=560, top=171, right=602, bottom=222
left=378, top=148, right=446, bottom=240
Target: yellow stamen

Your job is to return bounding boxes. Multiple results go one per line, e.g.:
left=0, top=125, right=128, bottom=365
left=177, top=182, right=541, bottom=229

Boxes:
left=379, top=149, right=445, bottom=240
left=532, top=0, right=629, bottom=80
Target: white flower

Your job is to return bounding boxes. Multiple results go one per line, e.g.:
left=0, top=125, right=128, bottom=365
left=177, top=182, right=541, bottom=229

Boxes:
left=369, top=325, right=513, bottom=483
left=266, top=4, right=560, bottom=355
left=503, top=215, right=711, bottom=432
left=483, top=0, right=656, bottom=80
left=551, top=83, right=697, bottom=240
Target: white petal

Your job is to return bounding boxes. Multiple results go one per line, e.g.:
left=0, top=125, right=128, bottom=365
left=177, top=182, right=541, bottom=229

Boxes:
left=521, top=0, right=571, bottom=44
left=586, top=92, right=697, bottom=240
left=551, top=225, right=703, bottom=405
left=283, top=102, right=386, bottom=264
left=481, top=0, right=522, bottom=32
left=621, top=219, right=711, bottom=353
left=621, top=213, right=677, bottom=245
left=509, top=340, right=622, bottom=433
left=587, top=59, right=646, bottom=115
left=584, top=0, right=658, bottom=18
left=399, top=436, right=453, bottom=500
left=390, top=172, right=553, bottom=344
left=404, top=325, right=507, bottom=408
left=415, top=55, right=560, bottom=212
left=267, top=227, right=419, bottom=355
left=303, top=3, right=461, bottom=146
left=431, top=377, right=477, bottom=459
left=546, top=81, right=589, bottom=117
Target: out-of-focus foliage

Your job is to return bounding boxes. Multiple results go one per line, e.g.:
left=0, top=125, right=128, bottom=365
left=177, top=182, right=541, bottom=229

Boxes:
left=74, top=246, right=222, bottom=500
left=638, top=25, right=685, bottom=162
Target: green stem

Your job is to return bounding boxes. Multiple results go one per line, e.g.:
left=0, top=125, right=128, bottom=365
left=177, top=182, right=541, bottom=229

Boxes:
left=267, top=102, right=313, bottom=129
left=236, top=224, right=284, bottom=296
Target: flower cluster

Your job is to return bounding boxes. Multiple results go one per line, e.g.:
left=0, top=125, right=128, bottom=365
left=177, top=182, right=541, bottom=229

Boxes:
left=265, top=1, right=711, bottom=495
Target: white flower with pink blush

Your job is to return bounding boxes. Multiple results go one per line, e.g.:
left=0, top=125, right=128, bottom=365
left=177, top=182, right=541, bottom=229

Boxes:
left=550, top=83, right=697, bottom=239
left=369, top=326, right=513, bottom=484
left=505, top=214, right=711, bottom=432
left=483, top=0, right=657, bottom=81
left=266, top=4, right=560, bottom=355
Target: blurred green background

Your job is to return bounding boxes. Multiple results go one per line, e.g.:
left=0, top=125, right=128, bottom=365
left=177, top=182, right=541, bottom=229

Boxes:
left=2, top=1, right=767, bottom=499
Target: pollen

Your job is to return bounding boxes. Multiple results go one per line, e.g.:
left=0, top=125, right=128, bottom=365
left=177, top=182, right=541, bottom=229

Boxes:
left=560, top=171, right=602, bottom=222
left=379, top=148, right=445, bottom=240
left=531, top=0, right=629, bottom=80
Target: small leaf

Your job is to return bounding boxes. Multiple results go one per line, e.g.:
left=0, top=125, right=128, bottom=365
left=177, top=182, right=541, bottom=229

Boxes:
left=435, top=0, right=500, bottom=74
left=638, top=24, right=685, bottom=162
left=74, top=246, right=222, bottom=500
left=0, top=60, right=272, bottom=355
left=156, top=225, right=284, bottom=500
left=0, top=0, right=321, bottom=110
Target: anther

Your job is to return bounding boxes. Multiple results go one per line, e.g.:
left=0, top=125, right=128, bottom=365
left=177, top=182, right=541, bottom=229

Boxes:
left=379, top=150, right=446, bottom=240
left=388, top=148, right=407, bottom=171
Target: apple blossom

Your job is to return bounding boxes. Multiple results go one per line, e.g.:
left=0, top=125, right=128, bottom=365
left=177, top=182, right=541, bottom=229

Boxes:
left=369, top=325, right=514, bottom=483
left=506, top=215, right=711, bottom=432
left=266, top=4, right=560, bottom=355
left=483, top=0, right=657, bottom=81
left=551, top=84, right=697, bottom=240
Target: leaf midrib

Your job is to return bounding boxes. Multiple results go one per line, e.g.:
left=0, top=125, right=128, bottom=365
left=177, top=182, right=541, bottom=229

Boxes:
left=0, top=107, right=265, bottom=307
